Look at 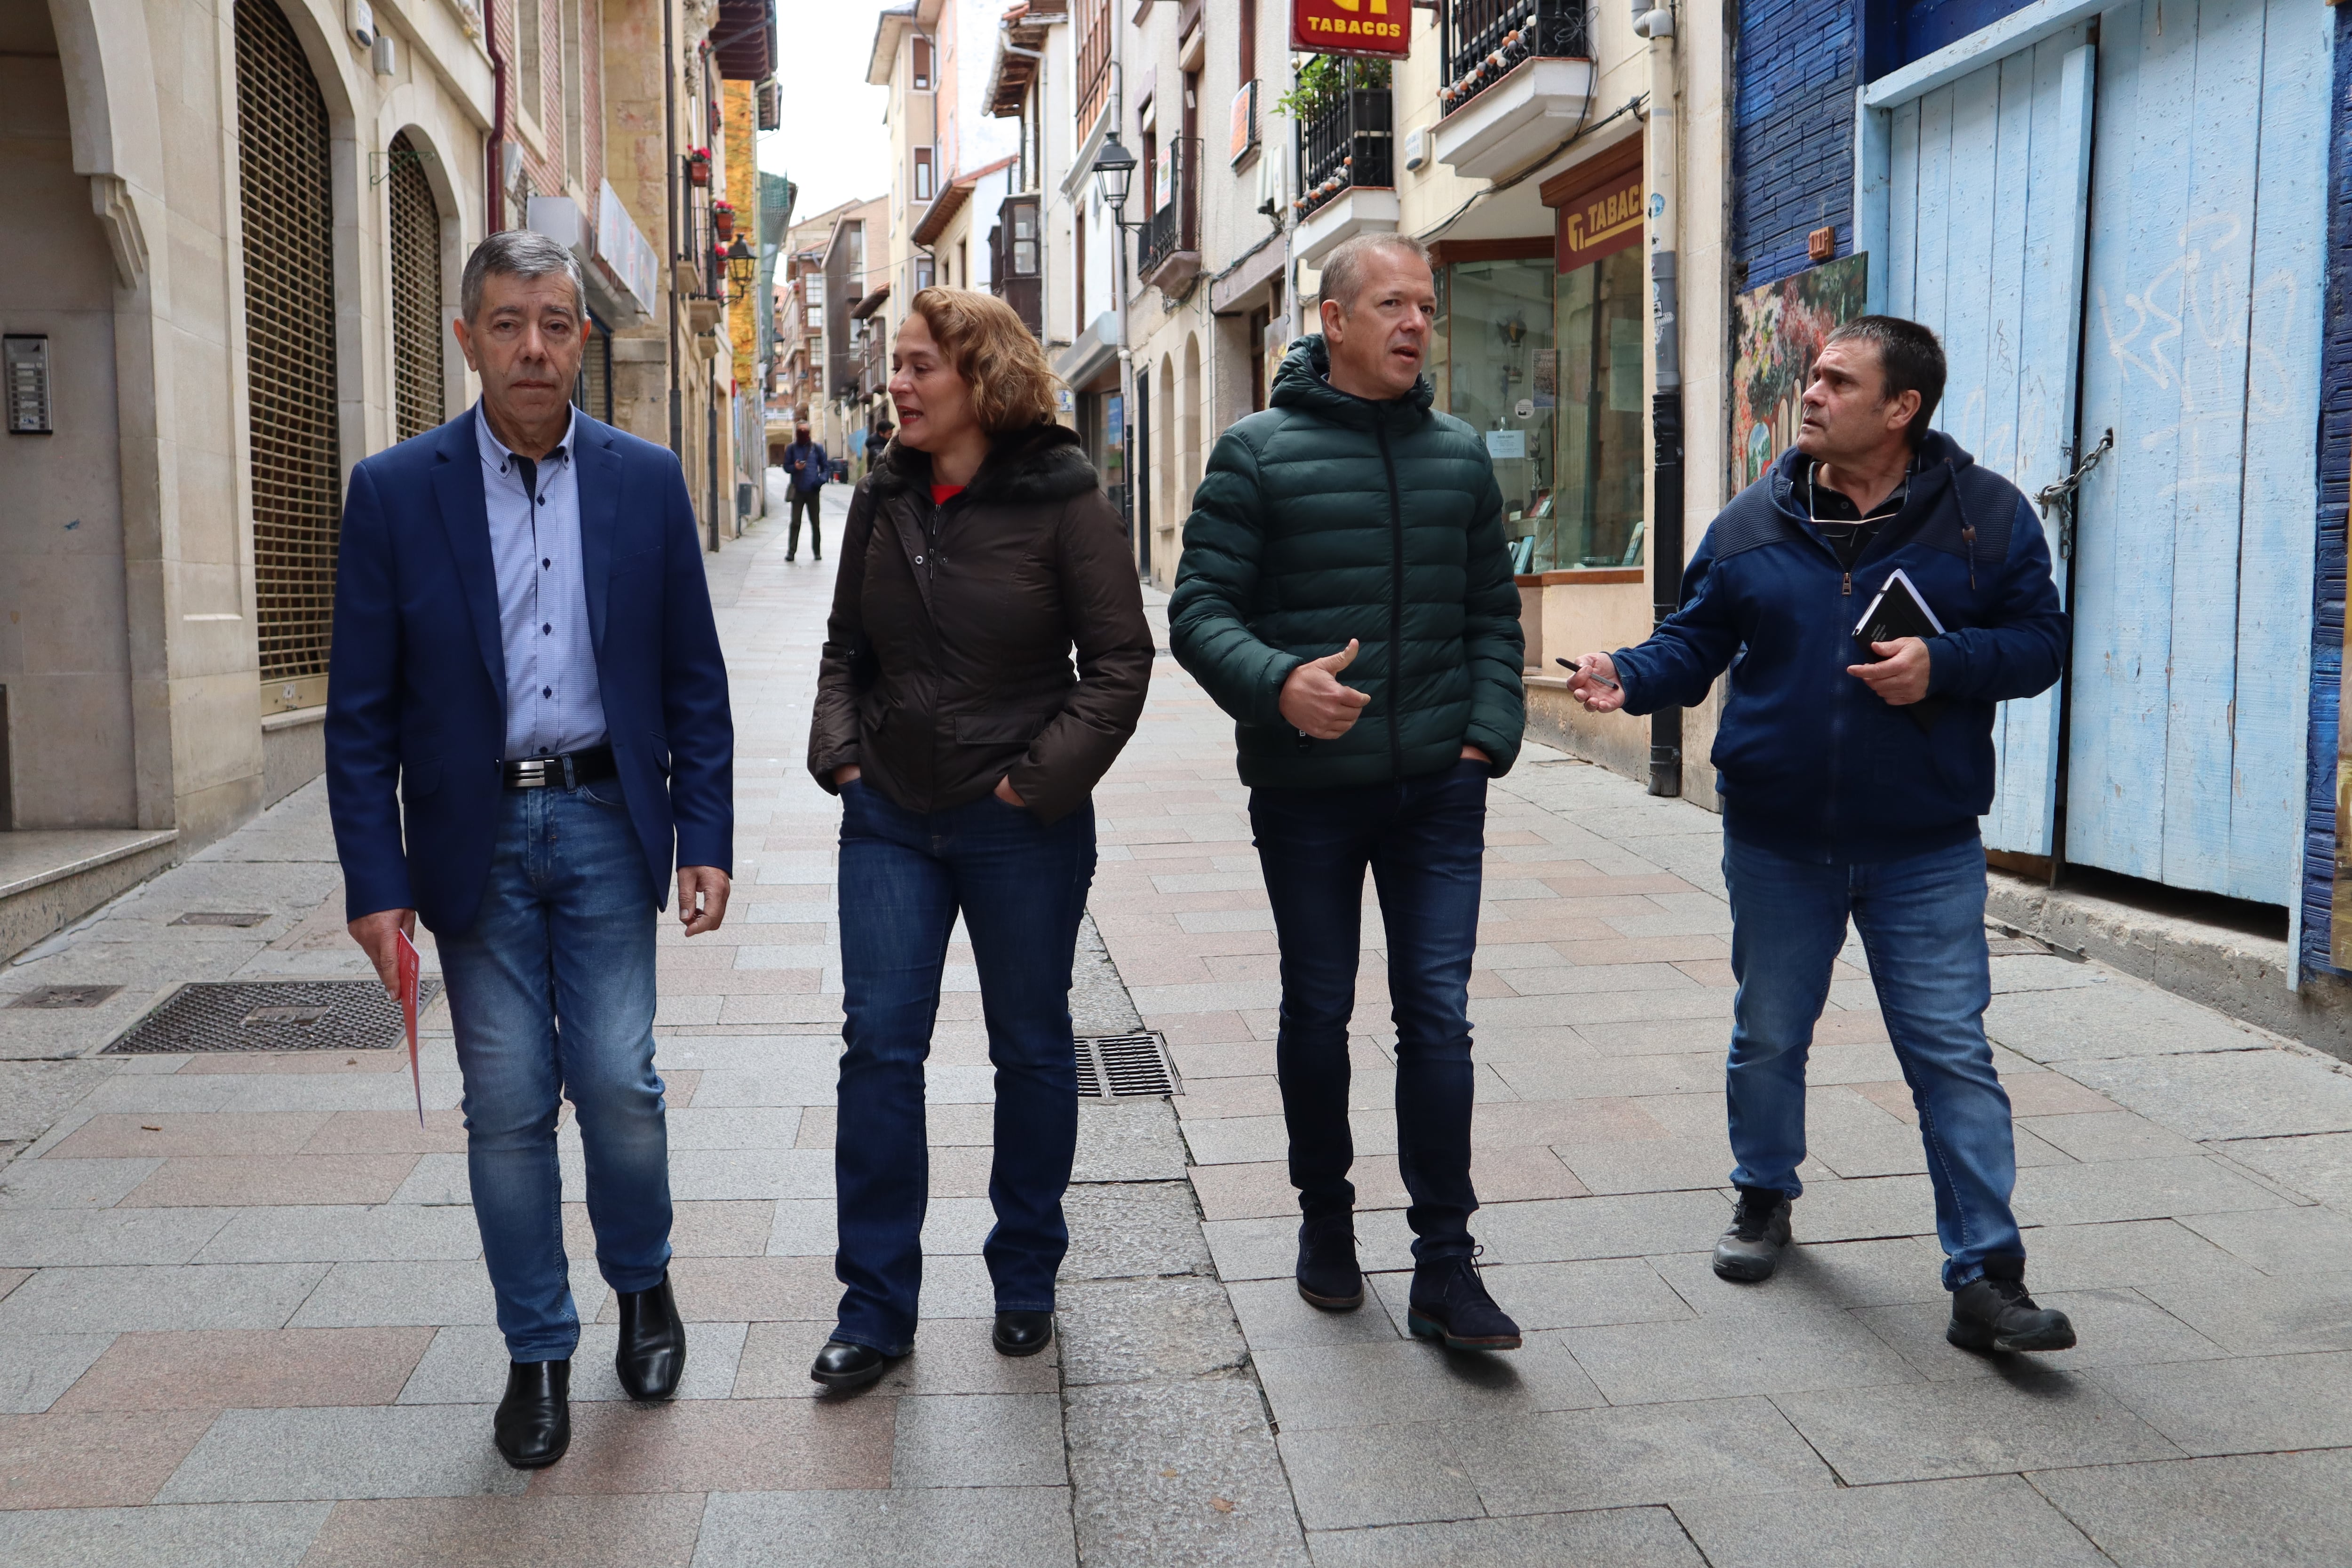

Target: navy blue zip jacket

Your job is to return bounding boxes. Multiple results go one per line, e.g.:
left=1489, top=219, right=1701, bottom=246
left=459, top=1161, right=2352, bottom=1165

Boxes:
left=1611, top=431, right=2066, bottom=863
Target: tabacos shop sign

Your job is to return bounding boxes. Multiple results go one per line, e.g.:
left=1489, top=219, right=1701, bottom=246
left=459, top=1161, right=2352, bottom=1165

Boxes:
left=1290, top=0, right=1411, bottom=58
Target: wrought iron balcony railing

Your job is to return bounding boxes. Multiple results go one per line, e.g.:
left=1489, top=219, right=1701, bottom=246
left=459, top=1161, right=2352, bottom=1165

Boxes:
left=1440, top=0, right=1594, bottom=119
left=1295, top=71, right=1394, bottom=221
left=1136, top=138, right=1200, bottom=285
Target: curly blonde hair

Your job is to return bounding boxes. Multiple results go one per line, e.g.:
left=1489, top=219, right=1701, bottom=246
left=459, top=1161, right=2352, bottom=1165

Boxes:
left=907, top=287, right=1062, bottom=434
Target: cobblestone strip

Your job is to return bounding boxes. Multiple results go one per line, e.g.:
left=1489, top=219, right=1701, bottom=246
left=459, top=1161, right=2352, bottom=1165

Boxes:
left=1059, top=913, right=1311, bottom=1567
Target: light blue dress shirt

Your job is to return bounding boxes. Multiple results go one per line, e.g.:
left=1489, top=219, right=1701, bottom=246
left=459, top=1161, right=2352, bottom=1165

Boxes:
left=475, top=402, right=608, bottom=761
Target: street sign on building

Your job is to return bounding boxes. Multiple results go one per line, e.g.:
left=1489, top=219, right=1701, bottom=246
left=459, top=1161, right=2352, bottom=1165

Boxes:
left=1289, top=0, right=1410, bottom=59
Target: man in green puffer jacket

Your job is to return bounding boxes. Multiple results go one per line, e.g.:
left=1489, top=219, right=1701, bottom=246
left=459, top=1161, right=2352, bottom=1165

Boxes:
left=1170, top=232, right=1526, bottom=1351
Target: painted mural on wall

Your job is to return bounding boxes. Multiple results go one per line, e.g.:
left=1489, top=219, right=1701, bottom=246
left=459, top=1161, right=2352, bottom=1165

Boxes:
left=2335, top=646, right=2352, bottom=969
left=1729, top=254, right=1869, bottom=492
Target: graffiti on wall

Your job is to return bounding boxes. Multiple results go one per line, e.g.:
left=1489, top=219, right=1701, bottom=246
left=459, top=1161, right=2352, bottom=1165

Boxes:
left=1729, top=254, right=1869, bottom=493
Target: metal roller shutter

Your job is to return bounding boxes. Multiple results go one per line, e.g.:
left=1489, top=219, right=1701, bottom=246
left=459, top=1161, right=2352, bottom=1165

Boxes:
left=236, top=0, right=342, bottom=703
left=388, top=130, right=445, bottom=443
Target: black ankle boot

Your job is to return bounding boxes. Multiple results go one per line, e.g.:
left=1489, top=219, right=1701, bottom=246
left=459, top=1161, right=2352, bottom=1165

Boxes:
left=493, top=1359, right=571, bottom=1469
left=1406, top=1249, right=1520, bottom=1350
left=993, top=1310, right=1055, bottom=1356
left=1712, top=1185, right=1794, bottom=1283
left=615, top=1270, right=686, bottom=1401
left=809, top=1338, right=896, bottom=1392
left=1295, top=1214, right=1364, bottom=1311
left=1949, top=1259, right=2075, bottom=1353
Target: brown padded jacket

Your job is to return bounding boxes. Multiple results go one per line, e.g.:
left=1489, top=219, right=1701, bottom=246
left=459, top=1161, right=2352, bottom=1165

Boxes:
left=806, top=422, right=1152, bottom=824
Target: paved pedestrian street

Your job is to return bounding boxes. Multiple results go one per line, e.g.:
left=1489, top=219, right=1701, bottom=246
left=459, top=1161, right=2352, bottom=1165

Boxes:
left=7, top=496, right=2352, bottom=1565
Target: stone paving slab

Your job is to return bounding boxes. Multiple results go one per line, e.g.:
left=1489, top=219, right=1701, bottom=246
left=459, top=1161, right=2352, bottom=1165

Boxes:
left=0, top=1501, right=332, bottom=1568
left=692, top=1487, right=1078, bottom=1568
left=1308, top=1506, right=1708, bottom=1568
left=2026, top=1449, right=2352, bottom=1567
left=1669, top=1474, right=2113, bottom=1568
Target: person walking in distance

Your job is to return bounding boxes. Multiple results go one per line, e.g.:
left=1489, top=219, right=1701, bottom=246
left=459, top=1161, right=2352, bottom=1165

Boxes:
left=1567, top=316, right=2077, bottom=1353
left=804, top=288, right=1152, bottom=1390
left=783, top=419, right=829, bottom=562
left=327, top=231, right=735, bottom=1468
left=1170, top=233, right=1526, bottom=1351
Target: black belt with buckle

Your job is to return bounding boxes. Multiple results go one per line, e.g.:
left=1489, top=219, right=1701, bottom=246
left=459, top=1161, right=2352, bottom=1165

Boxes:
left=501, top=745, right=618, bottom=790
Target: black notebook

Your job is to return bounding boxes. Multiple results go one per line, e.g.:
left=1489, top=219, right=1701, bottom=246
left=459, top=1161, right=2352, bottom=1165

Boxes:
left=1852, top=569, right=1947, bottom=732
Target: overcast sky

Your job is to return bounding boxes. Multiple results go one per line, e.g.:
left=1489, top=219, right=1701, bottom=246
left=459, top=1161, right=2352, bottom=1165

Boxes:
left=757, top=2, right=894, bottom=225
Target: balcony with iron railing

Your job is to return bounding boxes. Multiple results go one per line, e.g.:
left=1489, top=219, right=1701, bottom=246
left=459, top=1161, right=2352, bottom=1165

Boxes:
left=1433, top=0, right=1597, bottom=180
left=1136, top=138, right=1202, bottom=295
left=1291, top=63, right=1400, bottom=267
left=1295, top=67, right=1393, bottom=222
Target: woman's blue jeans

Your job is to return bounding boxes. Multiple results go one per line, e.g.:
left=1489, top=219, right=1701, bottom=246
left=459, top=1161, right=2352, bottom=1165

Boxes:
left=831, top=781, right=1097, bottom=1356
left=436, top=781, right=673, bottom=1362
left=1721, top=832, right=2024, bottom=1289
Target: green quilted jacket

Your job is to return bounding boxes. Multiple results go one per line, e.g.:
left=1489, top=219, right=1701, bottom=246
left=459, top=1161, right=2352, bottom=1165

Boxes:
left=1168, top=335, right=1526, bottom=790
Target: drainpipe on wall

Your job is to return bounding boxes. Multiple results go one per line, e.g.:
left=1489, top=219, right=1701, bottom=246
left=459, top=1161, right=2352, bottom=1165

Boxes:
left=1636, top=0, right=1683, bottom=799
left=485, top=3, right=507, bottom=232
left=665, top=0, right=683, bottom=461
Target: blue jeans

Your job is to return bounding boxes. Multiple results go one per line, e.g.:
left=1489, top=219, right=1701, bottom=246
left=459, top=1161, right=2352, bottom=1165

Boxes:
left=436, top=782, right=672, bottom=1361
left=1721, top=833, right=2023, bottom=1289
left=1249, top=760, right=1489, bottom=1262
left=832, top=781, right=1097, bottom=1356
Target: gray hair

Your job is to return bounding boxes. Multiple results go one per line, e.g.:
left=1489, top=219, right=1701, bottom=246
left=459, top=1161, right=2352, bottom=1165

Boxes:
left=1318, top=231, right=1433, bottom=314
left=461, top=230, right=586, bottom=322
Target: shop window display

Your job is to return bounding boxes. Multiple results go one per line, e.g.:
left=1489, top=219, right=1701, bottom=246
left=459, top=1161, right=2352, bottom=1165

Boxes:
left=1551, top=245, right=1647, bottom=568
left=1432, top=259, right=1556, bottom=565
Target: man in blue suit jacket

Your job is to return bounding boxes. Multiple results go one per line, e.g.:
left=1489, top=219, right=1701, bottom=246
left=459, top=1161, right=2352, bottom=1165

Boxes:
left=326, top=231, right=734, bottom=1469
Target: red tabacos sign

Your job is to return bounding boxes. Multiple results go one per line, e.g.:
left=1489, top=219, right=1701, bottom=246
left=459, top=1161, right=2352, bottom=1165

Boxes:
left=1290, top=0, right=1411, bottom=58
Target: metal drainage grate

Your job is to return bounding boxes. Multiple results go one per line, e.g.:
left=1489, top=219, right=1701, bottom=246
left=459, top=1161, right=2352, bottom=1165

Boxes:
left=1075, top=1032, right=1179, bottom=1098
left=171, top=911, right=270, bottom=928
left=104, top=979, right=442, bottom=1054
left=8, top=985, right=122, bottom=1010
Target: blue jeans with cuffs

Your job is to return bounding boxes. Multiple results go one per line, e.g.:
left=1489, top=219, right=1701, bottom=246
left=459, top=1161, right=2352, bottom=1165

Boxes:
left=1721, top=832, right=2024, bottom=1289
left=436, top=780, right=673, bottom=1362
left=830, top=780, right=1097, bottom=1357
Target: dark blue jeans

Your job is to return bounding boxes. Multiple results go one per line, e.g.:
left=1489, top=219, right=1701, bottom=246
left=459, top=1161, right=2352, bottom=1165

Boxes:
left=1249, top=760, right=1489, bottom=1262
left=436, top=782, right=672, bottom=1361
left=832, top=781, right=1097, bottom=1355
left=1722, top=833, right=2025, bottom=1289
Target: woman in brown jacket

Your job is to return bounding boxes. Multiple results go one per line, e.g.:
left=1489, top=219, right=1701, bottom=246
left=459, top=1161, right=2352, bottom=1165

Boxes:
left=805, top=288, right=1152, bottom=1390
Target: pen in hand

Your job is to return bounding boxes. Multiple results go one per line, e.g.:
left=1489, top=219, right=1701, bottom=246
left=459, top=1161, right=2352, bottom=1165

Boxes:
left=1557, top=656, right=1620, bottom=691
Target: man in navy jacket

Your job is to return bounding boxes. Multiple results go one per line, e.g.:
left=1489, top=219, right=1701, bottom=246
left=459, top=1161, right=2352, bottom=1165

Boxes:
left=326, top=232, right=734, bottom=1466
left=1569, top=317, right=2077, bottom=1355
left=782, top=420, right=828, bottom=561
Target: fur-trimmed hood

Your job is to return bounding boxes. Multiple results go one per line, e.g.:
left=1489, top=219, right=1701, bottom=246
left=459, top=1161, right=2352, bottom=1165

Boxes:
left=866, top=421, right=1102, bottom=508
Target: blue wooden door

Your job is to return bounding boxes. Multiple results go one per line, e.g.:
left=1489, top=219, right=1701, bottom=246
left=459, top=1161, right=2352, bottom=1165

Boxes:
left=2063, top=0, right=2329, bottom=902
left=1883, top=28, right=2096, bottom=858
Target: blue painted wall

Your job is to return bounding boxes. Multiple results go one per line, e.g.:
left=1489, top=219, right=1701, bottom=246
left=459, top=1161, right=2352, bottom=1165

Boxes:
left=2298, top=5, right=2352, bottom=977
left=1732, top=0, right=1861, bottom=290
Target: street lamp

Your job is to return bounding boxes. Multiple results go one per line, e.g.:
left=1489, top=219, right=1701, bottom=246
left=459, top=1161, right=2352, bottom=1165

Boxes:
left=724, top=237, right=757, bottom=294
left=1091, top=137, right=1139, bottom=229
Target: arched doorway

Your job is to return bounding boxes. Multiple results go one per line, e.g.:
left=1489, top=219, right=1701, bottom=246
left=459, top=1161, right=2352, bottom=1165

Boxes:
left=236, top=0, right=341, bottom=708
left=388, top=129, right=445, bottom=442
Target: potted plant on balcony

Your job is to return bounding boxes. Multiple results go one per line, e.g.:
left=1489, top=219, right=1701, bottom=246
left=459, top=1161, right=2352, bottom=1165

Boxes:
left=1273, top=55, right=1390, bottom=122
left=712, top=199, right=736, bottom=242
left=687, top=146, right=712, bottom=188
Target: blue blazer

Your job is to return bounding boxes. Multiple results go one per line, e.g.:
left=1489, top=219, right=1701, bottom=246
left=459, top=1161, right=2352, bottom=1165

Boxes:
left=326, top=407, right=734, bottom=935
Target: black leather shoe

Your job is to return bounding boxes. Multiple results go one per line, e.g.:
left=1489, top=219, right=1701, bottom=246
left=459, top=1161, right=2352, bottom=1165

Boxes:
left=1949, top=1263, right=2076, bottom=1353
left=1713, top=1185, right=1794, bottom=1283
left=1406, top=1250, right=1521, bottom=1350
left=809, top=1338, right=896, bottom=1392
left=615, top=1270, right=686, bottom=1401
left=1296, top=1214, right=1365, bottom=1311
left=493, top=1359, right=571, bottom=1469
left=993, top=1310, right=1055, bottom=1357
